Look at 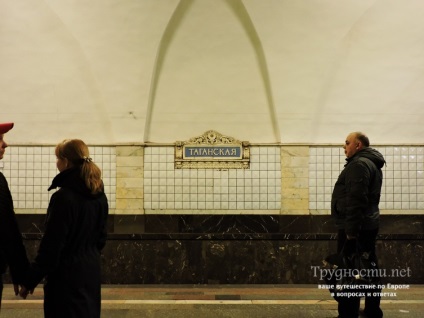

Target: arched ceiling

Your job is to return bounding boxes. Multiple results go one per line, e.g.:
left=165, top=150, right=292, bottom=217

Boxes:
left=1, top=0, right=423, bottom=145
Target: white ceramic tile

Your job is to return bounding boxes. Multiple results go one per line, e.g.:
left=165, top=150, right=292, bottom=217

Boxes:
left=171, top=168, right=181, bottom=178
left=393, top=202, right=402, bottom=209
left=257, top=162, right=266, bottom=171
left=166, top=147, right=174, bottom=155
left=401, top=171, right=409, bottom=179
left=221, top=178, right=229, bottom=186
left=227, top=201, right=235, bottom=209
left=402, top=194, right=409, bottom=202
left=158, top=147, right=166, bottom=155
left=182, top=193, right=190, bottom=201
left=197, top=170, right=206, bottom=178
left=316, top=163, right=325, bottom=171
left=191, top=170, right=199, bottom=178
left=205, top=202, right=214, bottom=209
left=237, top=179, right=244, bottom=187
left=220, top=193, right=228, bottom=201
left=258, top=187, right=267, bottom=194
left=191, top=202, right=198, bottom=209
left=250, top=162, right=259, bottom=171
left=324, top=179, right=333, bottom=187
left=408, top=171, right=417, bottom=179
left=205, top=170, right=213, bottom=178
left=228, top=179, right=236, bottom=187
left=316, top=202, right=325, bottom=209
left=385, top=202, right=393, bottom=209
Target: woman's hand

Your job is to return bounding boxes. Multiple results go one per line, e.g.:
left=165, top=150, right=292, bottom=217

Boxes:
left=18, top=286, right=34, bottom=299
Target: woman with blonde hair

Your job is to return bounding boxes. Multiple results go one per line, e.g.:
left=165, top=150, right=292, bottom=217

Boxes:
left=20, top=139, right=109, bottom=318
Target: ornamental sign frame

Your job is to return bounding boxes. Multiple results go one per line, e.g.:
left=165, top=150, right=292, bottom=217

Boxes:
left=175, top=130, right=250, bottom=169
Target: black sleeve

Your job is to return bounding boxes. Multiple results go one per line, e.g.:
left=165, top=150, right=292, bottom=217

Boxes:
left=0, top=173, right=29, bottom=283
left=344, top=161, right=370, bottom=236
left=96, top=195, right=109, bottom=251
left=24, top=190, right=72, bottom=290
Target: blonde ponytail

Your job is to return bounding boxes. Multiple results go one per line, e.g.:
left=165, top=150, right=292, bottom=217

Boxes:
left=55, top=139, right=104, bottom=194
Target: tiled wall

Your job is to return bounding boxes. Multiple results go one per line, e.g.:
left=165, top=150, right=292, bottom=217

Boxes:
left=309, top=146, right=424, bottom=210
left=2, top=144, right=423, bottom=214
left=0, top=146, right=116, bottom=212
left=143, top=146, right=282, bottom=212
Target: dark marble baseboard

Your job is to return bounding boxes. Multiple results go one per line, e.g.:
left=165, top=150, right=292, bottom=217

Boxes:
left=10, top=214, right=424, bottom=284
left=21, top=232, right=424, bottom=240
left=18, top=237, right=423, bottom=285
left=16, top=214, right=424, bottom=236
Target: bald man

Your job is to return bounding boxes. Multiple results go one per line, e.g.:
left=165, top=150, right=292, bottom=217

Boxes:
left=331, top=132, right=385, bottom=318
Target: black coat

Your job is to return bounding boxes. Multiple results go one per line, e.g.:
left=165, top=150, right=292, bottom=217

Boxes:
left=0, top=172, right=29, bottom=304
left=331, top=148, right=385, bottom=236
left=25, top=167, right=108, bottom=318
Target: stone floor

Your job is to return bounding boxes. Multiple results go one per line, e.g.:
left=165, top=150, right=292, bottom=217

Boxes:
left=1, top=284, right=423, bottom=317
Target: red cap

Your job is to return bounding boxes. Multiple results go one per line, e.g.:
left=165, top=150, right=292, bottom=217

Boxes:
left=0, top=122, right=14, bottom=134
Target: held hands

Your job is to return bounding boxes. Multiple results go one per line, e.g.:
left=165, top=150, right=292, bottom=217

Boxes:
left=13, top=284, right=34, bottom=299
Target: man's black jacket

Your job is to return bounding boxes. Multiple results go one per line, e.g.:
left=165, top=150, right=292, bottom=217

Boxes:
left=331, top=148, right=386, bottom=236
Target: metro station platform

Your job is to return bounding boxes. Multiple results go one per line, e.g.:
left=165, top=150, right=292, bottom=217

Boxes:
left=1, top=284, right=423, bottom=317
